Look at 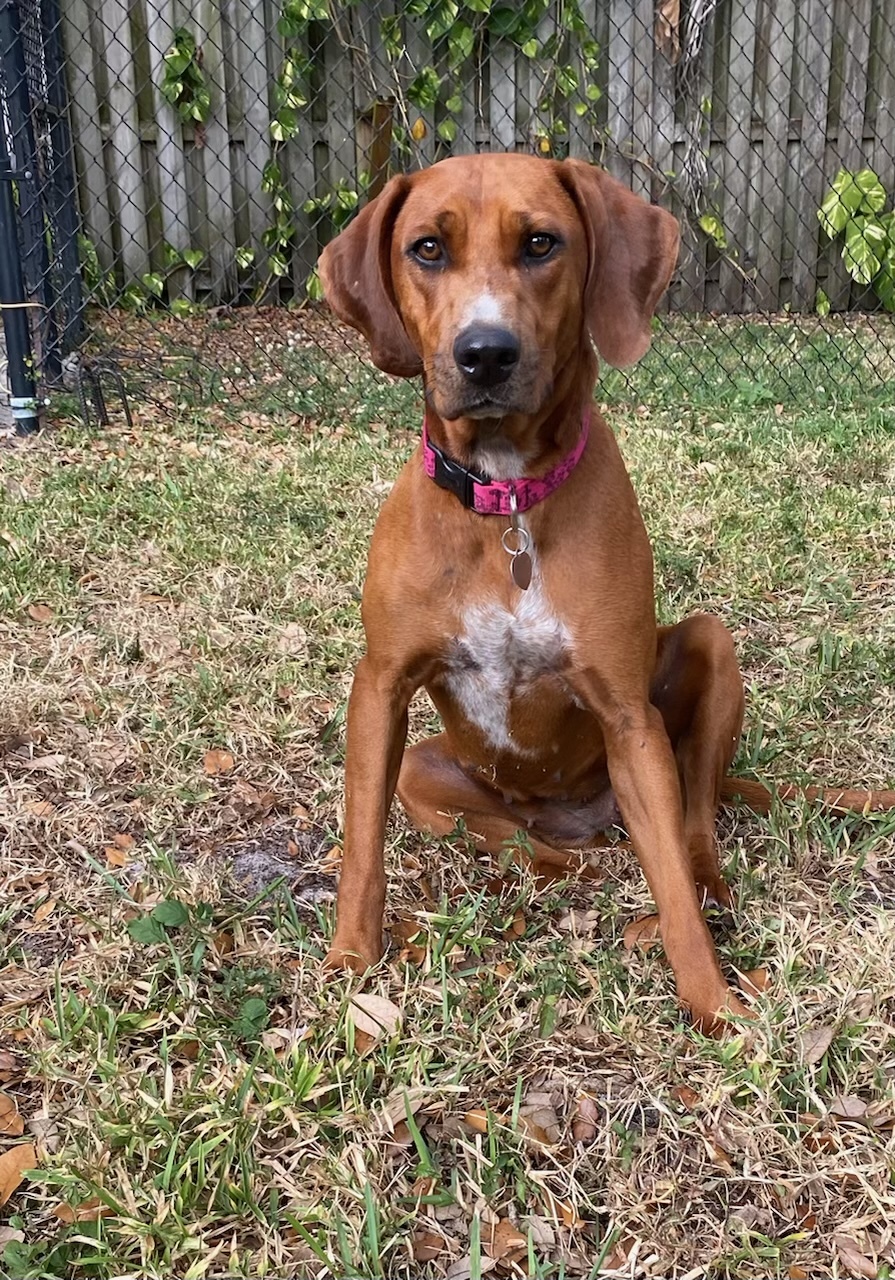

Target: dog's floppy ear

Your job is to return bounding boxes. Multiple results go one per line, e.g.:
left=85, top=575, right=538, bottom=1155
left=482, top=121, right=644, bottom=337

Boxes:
left=558, top=160, right=679, bottom=368
left=317, top=174, right=422, bottom=378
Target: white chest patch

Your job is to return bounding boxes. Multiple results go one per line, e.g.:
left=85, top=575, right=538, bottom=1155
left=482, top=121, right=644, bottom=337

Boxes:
left=444, top=573, right=569, bottom=754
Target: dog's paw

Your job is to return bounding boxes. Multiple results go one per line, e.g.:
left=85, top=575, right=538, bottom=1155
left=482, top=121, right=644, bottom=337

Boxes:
left=687, top=987, right=754, bottom=1038
left=323, top=938, right=382, bottom=973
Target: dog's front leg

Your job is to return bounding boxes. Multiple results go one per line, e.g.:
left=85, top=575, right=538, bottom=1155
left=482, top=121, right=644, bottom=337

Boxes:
left=325, top=655, right=414, bottom=971
left=570, top=670, right=747, bottom=1033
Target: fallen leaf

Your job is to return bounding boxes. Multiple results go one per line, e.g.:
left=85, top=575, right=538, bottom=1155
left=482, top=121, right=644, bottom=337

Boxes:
left=571, top=1091, right=599, bottom=1143
left=830, top=1094, right=868, bottom=1121
left=623, top=914, right=662, bottom=950
left=788, top=1267, right=809, bottom=1280
left=503, top=907, right=526, bottom=939
left=33, top=898, right=57, bottom=925
left=739, top=967, right=769, bottom=996
left=446, top=1256, right=497, bottom=1280
left=463, top=1108, right=492, bottom=1134
left=0, top=1092, right=24, bottom=1135
left=27, top=603, right=54, bottom=623
left=0, top=1051, right=21, bottom=1082
left=655, top=0, right=681, bottom=62
left=0, top=1226, right=25, bottom=1247
left=834, top=1235, right=878, bottom=1278
left=672, top=1083, right=700, bottom=1110
left=347, top=993, right=402, bottom=1043
left=53, top=1196, right=112, bottom=1223
left=798, top=1025, right=835, bottom=1065
left=104, top=845, right=129, bottom=868
left=0, top=1142, right=37, bottom=1204
left=113, top=832, right=135, bottom=851
left=494, top=961, right=513, bottom=978
left=203, top=748, right=235, bottom=776
left=485, top=1218, right=527, bottom=1261
left=541, top=1188, right=585, bottom=1229
left=412, top=1230, right=446, bottom=1262
left=21, top=799, right=56, bottom=818
left=703, top=1133, right=734, bottom=1170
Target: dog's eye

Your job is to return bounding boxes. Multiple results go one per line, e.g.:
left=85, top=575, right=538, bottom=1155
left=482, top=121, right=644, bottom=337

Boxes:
left=412, top=238, right=444, bottom=264
left=525, top=233, right=557, bottom=260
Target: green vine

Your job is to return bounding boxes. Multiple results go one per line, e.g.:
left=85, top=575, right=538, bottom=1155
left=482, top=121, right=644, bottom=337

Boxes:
left=160, top=28, right=212, bottom=142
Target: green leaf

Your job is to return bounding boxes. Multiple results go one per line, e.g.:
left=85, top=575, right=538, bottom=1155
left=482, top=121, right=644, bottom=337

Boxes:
left=141, top=272, right=165, bottom=297
left=489, top=5, right=522, bottom=37
left=520, top=37, right=538, bottom=57
left=448, top=21, right=474, bottom=66
left=850, top=168, right=887, bottom=213
left=698, top=213, right=727, bottom=251
left=407, top=66, right=441, bottom=110
left=170, top=298, right=194, bottom=317
left=236, top=245, right=255, bottom=269
left=152, top=899, right=190, bottom=928
left=843, top=218, right=883, bottom=285
left=465, top=0, right=492, bottom=10
left=234, top=996, right=269, bottom=1039
left=815, top=287, right=831, bottom=317
left=127, top=916, right=167, bottom=945
left=445, top=92, right=462, bottom=113
left=305, top=268, right=325, bottom=300
left=437, top=117, right=458, bottom=142
left=181, top=247, right=204, bottom=269
left=873, top=264, right=895, bottom=311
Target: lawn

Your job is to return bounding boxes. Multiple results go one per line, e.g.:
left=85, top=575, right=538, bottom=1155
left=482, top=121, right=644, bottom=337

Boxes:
left=1, top=312, right=895, bottom=1279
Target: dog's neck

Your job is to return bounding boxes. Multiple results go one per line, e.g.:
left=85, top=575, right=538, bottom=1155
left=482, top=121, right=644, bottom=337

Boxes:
left=424, top=347, right=597, bottom=481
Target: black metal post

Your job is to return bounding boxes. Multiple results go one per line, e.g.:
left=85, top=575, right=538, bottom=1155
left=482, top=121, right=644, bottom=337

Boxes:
left=0, top=0, right=39, bottom=432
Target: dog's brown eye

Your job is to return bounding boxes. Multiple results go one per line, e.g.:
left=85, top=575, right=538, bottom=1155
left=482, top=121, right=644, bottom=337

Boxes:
left=412, top=238, right=444, bottom=264
left=525, top=233, right=557, bottom=260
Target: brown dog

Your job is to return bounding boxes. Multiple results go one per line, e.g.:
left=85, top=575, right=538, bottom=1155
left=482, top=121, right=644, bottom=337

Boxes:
left=319, top=153, right=894, bottom=1033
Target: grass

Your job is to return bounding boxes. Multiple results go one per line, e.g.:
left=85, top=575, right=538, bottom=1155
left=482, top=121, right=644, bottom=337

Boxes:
left=1, top=312, right=895, bottom=1279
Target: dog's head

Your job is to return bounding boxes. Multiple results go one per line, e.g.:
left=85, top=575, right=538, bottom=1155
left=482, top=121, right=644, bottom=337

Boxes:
left=319, top=154, right=678, bottom=424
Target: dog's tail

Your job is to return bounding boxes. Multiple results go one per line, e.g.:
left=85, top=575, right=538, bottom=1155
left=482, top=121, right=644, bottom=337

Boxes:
left=721, top=775, right=895, bottom=816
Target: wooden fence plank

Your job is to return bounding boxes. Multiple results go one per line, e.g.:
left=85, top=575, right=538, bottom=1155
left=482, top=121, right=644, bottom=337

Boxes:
left=790, top=0, right=833, bottom=311
left=870, top=0, right=895, bottom=205
left=490, top=36, right=517, bottom=152
left=568, top=0, right=595, bottom=160
left=194, top=0, right=236, bottom=299
left=144, top=0, right=193, bottom=300
left=606, top=0, right=635, bottom=185
left=755, top=0, right=796, bottom=308
left=629, top=0, right=653, bottom=200
left=826, top=0, right=872, bottom=307
left=60, top=0, right=115, bottom=271
left=720, top=0, right=758, bottom=311
left=231, top=0, right=272, bottom=285
left=97, top=0, right=149, bottom=280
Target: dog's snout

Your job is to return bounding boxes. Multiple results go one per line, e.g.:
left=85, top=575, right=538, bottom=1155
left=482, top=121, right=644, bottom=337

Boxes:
left=453, top=326, right=520, bottom=387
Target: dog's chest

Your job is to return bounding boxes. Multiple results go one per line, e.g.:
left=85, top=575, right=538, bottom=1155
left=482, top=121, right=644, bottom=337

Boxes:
left=441, top=583, right=570, bottom=754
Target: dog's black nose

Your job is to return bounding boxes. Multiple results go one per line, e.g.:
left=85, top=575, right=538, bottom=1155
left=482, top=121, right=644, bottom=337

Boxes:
left=453, top=326, right=520, bottom=387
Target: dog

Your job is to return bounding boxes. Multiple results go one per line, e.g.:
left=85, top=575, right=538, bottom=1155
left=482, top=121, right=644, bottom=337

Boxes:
left=318, top=152, right=895, bottom=1033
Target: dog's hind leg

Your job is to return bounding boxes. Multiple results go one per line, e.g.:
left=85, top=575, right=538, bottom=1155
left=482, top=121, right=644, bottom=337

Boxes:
left=651, top=614, right=745, bottom=908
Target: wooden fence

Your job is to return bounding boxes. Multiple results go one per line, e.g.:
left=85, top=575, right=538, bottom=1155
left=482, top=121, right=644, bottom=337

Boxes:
left=60, top=0, right=895, bottom=312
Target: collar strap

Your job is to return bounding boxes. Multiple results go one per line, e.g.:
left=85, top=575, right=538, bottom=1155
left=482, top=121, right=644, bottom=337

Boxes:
left=422, top=410, right=590, bottom=515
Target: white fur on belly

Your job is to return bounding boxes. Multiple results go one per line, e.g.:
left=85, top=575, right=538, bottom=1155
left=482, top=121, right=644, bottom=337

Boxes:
left=444, top=570, right=569, bottom=754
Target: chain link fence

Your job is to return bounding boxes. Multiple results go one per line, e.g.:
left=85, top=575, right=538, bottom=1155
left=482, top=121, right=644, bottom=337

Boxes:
left=2, top=0, right=895, bottom=429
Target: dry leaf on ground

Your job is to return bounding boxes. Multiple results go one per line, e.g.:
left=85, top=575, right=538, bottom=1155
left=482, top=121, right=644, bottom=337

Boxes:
left=347, top=993, right=402, bottom=1043
left=27, top=603, right=54, bottom=623
left=739, top=966, right=769, bottom=996
left=798, top=1025, right=835, bottom=1065
left=0, top=1142, right=37, bottom=1204
left=53, top=1197, right=112, bottom=1224
left=571, top=1091, right=600, bottom=1143
left=833, top=1235, right=878, bottom=1278
left=0, top=1092, right=24, bottom=1135
left=412, top=1230, right=446, bottom=1262
left=484, top=1218, right=527, bottom=1262
left=203, top=747, right=235, bottom=775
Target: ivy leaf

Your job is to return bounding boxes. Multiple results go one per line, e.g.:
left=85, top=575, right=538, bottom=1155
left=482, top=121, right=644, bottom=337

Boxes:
left=490, top=5, right=523, bottom=37
left=437, top=118, right=458, bottom=142
left=851, top=168, right=887, bottom=213
left=449, top=21, right=475, bottom=66
left=815, top=287, right=831, bottom=317
left=698, top=213, right=727, bottom=251
left=305, top=269, right=325, bottom=301
left=843, top=218, right=883, bottom=285
left=465, top=0, right=493, bottom=10
left=181, top=248, right=204, bottom=270
left=408, top=66, right=441, bottom=110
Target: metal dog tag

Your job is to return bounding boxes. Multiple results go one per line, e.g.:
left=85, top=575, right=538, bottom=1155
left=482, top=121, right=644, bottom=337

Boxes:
left=511, top=550, right=532, bottom=590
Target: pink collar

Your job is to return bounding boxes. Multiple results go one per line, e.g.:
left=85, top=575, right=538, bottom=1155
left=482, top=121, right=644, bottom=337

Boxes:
left=422, top=410, right=590, bottom=515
